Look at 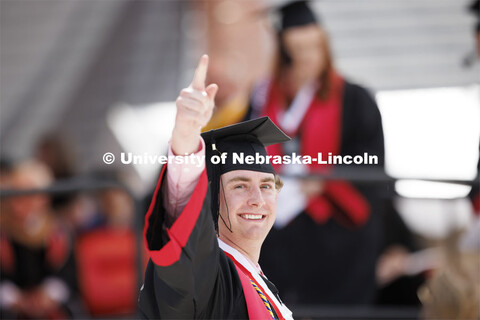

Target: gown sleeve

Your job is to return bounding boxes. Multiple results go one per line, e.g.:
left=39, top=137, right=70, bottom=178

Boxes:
left=341, top=82, right=385, bottom=167
left=138, top=166, right=248, bottom=319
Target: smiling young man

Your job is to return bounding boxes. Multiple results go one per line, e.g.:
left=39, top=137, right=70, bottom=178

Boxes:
left=138, top=55, right=293, bottom=319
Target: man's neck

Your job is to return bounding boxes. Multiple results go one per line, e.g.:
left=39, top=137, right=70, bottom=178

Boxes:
left=219, top=234, right=261, bottom=266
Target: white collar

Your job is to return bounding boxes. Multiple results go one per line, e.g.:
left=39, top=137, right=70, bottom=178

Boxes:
left=279, top=81, right=317, bottom=134
left=218, top=238, right=294, bottom=320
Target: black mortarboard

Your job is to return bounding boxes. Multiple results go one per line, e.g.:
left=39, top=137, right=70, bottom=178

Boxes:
left=279, top=0, right=319, bottom=31
left=469, top=0, right=480, bottom=32
left=470, top=0, right=480, bottom=16
left=201, top=117, right=290, bottom=231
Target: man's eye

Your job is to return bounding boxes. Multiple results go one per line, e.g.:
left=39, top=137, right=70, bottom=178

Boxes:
left=234, top=185, right=245, bottom=189
left=261, top=184, right=273, bottom=189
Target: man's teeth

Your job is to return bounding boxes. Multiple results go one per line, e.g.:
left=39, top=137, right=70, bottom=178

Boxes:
left=241, top=214, right=263, bottom=220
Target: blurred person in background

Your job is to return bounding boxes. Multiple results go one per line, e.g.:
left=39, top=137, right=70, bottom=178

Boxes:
left=0, top=160, right=78, bottom=319
left=34, top=132, right=76, bottom=183
left=202, top=53, right=251, bottom=131
left=34, top=132, right=80, bottom=229
left=374, top=201, right=427, bottom=306
left=245, top=0, right=423, bottom=306
left=419, top=230, right=479, bottom=319
left=74, top=170, right=138, bottom=317
left=73, top=171, right=135, bottom=233
left=95, top=187, right=134, bottom=230
left=199, top=0, right=270, bottom=131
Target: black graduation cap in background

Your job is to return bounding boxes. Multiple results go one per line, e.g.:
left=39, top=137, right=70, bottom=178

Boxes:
left=267, top=1, right=320, bottom=65
left=201, top=117, right=290, bottom=231
left=278, top=0, right=319, bottom=31
left=469, top=0, right=480, bottom=32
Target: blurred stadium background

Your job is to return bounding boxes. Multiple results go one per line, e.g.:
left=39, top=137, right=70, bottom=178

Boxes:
left=1, top=0, right=479, bottom=319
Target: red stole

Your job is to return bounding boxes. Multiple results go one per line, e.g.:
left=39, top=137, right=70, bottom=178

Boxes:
left=224, top=252, right=285, bottom=320
left=262, top=75, right=370, bottom=227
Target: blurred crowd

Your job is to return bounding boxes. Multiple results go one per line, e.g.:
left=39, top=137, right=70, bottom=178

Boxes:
left=0, top=134, right=140, bottom=319
left=1, top=0, right=479, bottom=319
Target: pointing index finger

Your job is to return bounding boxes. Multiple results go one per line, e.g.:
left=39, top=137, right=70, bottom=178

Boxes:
left=190, top=54, right=209, bottom=91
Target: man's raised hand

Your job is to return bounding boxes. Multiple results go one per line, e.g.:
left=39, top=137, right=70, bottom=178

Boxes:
left=171, top=55, right=218, bottom=155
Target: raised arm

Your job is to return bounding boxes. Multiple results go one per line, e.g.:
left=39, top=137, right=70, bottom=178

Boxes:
left=163, top=55, right=217, bottom=221
left=171, top=54, right=217, bottom=155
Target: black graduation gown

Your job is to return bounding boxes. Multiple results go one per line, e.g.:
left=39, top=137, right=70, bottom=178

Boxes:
left=0, top=229, right=78, bottom=318
left=138, top=168, right=249, bottom=319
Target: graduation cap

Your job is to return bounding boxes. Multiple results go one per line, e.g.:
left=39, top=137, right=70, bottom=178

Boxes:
left=469, top=0, right=480, bottom=17
left=201, top=117, right=290, bottom=231
left=264, top=1, right=321, bottom=64
left=469, top=0, right=480, bottom=32
left=278, top=0, right=319, bottom=31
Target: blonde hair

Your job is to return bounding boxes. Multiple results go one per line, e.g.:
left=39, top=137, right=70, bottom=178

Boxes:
left=419, top=231, right=480, bottom=319
left=275, top=174, right=283, bottom=192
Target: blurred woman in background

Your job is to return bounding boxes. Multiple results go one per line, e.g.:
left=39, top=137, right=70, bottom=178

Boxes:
left=245, top=1, right=421, bottom=306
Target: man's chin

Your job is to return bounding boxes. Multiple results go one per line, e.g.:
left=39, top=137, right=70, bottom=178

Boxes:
left=241, top=228, right=269, bottom=242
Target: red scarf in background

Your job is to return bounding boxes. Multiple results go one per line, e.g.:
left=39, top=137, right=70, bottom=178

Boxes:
left=262, top=74, right=370, bottom=227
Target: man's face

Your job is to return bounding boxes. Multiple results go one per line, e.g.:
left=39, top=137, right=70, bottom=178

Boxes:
left=218, top=170, right=277, bottom=246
